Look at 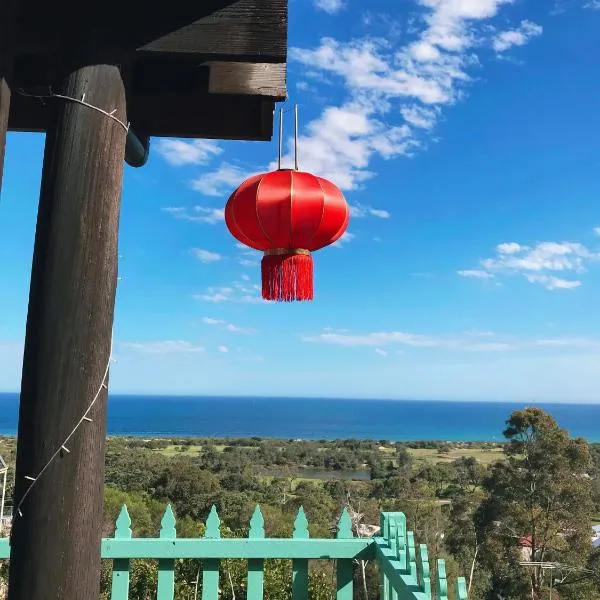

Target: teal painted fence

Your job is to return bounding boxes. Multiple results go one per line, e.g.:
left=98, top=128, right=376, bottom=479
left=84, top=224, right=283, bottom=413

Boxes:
left=0, top=508, right=467, bottom=600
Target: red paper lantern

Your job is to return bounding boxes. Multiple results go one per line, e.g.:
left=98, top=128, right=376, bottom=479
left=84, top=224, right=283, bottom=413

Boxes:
left=225, top=169, right=349, bottom=302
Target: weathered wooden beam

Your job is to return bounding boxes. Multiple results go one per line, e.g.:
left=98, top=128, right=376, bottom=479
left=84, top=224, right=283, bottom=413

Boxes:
left=208, top=62, right=286, bottom=98
left=15, top=0, right=288, bottom=63
left=137, top=0, right=287, bottom=62
left=0, top=0, right=16, bottom=191
left=8, top=91, right=276, bottom=140
left=8, top=61, right=126, bottom=600
left=9, top=85, right=275, bottom=141
left=129, top=95, right=276, bottom=140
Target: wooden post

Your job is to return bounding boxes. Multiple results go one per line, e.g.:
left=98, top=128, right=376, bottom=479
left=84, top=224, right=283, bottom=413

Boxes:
left=8, top=60, right=127, bottom=600
left=0, top=0, right=15, bottom=190
left=0, top=65, right=10, bottom=191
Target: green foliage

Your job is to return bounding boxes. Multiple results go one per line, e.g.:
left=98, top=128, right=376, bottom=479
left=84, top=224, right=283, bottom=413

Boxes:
left=6, top=411, right=600, bottom=600
left=476, top=408, right=596, bottom=599
left=103, top=487, right=165, bottom=536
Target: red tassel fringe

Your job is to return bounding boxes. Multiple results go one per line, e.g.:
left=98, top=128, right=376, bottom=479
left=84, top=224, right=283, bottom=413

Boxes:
left=261, top=253, right=314, bottom=302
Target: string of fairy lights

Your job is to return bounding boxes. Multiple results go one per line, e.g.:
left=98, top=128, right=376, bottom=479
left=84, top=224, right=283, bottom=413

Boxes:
left=15, top=344, right=115, bottom=518
left=18, top=87, right=130, bottom=133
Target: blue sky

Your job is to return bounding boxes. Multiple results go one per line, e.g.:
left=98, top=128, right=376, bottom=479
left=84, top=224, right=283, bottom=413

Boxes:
left=2, top=0, right=600, bottom=402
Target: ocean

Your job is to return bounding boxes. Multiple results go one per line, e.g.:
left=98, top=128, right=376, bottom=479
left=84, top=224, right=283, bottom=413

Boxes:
left=0, top=393, right=598, bottom=441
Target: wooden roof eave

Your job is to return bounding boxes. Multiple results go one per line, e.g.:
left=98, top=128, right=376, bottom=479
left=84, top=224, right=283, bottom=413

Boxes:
left=8, top=0, right=288, bottom=141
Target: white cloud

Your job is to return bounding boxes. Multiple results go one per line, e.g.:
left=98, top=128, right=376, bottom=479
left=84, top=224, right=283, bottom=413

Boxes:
left=121, top=341, right=205, bottom=354
left=483, top=242, right=595, bottom=273
left=194, top=281, right=263, bottom=304
left=535, top=337, right=600, bottom=349
left=202, top=317, right=256, bottom=334
left=314, top=0, right=345, bottom=14
left=584, top=0, right=600, bottom=9
left=350, top=203, right=390, bottom=218
left=370, top=208, right=390, bottom=219
left=496, top=242, right=522, bottom=254
left=163, top=206, right=224, bottom=225
left=524, top=274, right=581, bottom=290
left=375, top=348, right=388, bottom=357
left=195, top=287, right=234, bottom=303
left=464, top=330, right=495, bottom=338
left=190, top=163, right=252, bottom=197
left=192, top=248, right=223, bottom=263
left=155, top=139, right=222, bottom=166
left=457, top=269, right=495, bottom=279
left=400, top=105, right=439, bottom=129
left=332, top=231, right=355, bottom=248
left=202, top=317, right=223, bottom=325
left=492, top=20, right=543, bottom=53
left=273, top=102, right=417, bottom=189
left=593, top=226, right=600, bottom=236
left=239, top=258, right=260, bottom=267
left=218, top=345, right=229, bottom=353
left=287, top=0, right=540, bottom=189
left=302, top=329, right=600, bottom=353
left=303, top=330, right=515, bottom=351
left=460, top=240, right=600, bottom=289
left=296, top=81, right=316, bottom=93
left=234, top=244, right=261, bottom=267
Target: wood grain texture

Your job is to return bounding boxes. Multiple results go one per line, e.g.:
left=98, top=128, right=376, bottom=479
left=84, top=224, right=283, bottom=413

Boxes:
left=15, top=0, right=287, bottom=62
left=8, top=63, right=127, bottom=600
left=208, top=62, right=286, bottom=98
left=138, top=0, right=287, bottom=62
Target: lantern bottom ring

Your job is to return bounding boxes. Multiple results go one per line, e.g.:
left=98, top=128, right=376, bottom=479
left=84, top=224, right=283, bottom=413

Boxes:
left=263, top=248, right=310, bottom=257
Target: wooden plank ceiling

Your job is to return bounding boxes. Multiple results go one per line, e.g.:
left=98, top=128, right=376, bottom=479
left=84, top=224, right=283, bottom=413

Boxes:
left=8, top=0, right=288, bottom=140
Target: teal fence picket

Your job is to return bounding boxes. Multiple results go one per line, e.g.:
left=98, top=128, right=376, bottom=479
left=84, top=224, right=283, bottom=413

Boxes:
left=157, top=505, right=176, bottom=600
left=247, top=505, right=265, bottom=600
left=336, top=508, right=354, bottom=600
left=110, top=505, right=132, bottom=600
left=292, top=507, right=309, bottom=600
left=202, top=506, right=221, bottom=600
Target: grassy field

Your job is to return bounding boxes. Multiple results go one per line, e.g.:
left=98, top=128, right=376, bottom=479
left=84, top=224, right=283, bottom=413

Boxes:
left=154, top=442, right=506, bottom=466
left=159, top=444, right=205, bottom=457
left=407, top=447, right=505, bottom=465
left=158, top=444, right=260, bottom=457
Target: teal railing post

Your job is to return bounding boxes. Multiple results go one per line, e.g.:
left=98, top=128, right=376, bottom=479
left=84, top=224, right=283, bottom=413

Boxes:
left=407, top=532, right=417, bottom=582
left=380, top=513, right=390, bottom=600
left=437, top=559, right=448, bottom=600
left=389, top=518, right=398, bottom=600
left=157, top=505, right=176, bottom=600
left=419, top=544, right=431, bottom=599
left=394, top=513, right=407, bottom=572
left=247, top=505, right=265, bottom=600
left=110, top=505, right=132, bottom=600
left=292, top=507, right=309, bottom=600
left=456, top=576, right=468, bottom=600
left=202, top=506, right=221, bottom=600
left=336, top=508, right=354, bottom=600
